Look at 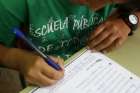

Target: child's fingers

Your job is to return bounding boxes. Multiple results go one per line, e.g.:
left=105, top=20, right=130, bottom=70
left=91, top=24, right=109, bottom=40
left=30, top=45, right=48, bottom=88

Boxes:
left=41, top=62, right=64, bottom=80
left=49, top=56, right=65, bottom=70
left=37, top=72, right=57, bottom=86
left=22, top=53, right=65, bottom=86
left=27, top=72, right=57, bottom=86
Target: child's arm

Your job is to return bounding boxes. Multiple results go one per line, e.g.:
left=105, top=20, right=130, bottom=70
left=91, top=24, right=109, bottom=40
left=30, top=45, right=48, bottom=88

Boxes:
left=0, top=44, right=64, bottom=86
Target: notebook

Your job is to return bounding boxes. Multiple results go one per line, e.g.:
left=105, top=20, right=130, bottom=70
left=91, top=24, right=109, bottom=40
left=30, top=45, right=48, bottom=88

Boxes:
left=29, top=48, right=140, bottom=93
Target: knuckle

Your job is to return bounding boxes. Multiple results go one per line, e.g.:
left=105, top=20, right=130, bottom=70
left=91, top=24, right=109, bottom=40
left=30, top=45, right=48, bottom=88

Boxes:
left=26, top=69, right=34, bottom=78
left=53, top=71, right=64, bottom=80
left=104, top=29, right=111, bottom=35
left=103, top=32, right=109, bottom=37
left=34, top=56, right=44, bottom=66
left=52, top=71, right=59, bottom=79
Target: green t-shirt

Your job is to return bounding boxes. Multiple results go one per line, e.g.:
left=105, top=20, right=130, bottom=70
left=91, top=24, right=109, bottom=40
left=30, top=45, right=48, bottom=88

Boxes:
left=0, top=0, right=116, bottom=59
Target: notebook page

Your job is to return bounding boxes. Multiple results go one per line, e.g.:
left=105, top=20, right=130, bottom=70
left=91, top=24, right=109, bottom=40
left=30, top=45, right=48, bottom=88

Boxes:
left=30, top=50, right=140, bottom=93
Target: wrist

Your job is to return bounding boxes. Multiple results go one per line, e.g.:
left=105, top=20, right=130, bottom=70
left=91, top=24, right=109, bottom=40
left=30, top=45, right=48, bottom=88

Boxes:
left=119, top=18, right=131, bottom=35
left=2, top=48, right=33, bottom=71
left=2, top=48, right=21, bottom=70
left=120, top=13, right=139, bottom=35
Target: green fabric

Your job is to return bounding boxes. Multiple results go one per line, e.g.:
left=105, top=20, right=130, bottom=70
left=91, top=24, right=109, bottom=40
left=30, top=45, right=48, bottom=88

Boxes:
left=0, top=0, right=116, bottom=59
left=0, top=0, right=27, bottom=47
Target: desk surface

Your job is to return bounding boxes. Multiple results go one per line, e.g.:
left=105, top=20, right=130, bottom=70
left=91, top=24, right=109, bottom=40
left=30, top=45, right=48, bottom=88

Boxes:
left=20, top=29, right=140, bottom=93
left=108, top=29, right=140, bottom=77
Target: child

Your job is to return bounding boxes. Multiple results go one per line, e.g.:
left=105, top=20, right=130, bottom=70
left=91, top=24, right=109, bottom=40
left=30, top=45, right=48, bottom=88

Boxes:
left=0, top=0, right=139, bottom=86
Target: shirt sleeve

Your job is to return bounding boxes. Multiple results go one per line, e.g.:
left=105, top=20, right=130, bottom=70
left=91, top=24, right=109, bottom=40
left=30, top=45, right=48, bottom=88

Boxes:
left=0, top=0, right=27, bottom=47
left=97, top=4, right=117, bottom=20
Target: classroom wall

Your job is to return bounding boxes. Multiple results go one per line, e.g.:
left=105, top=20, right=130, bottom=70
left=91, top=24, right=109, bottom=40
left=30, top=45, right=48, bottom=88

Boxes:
left=0, top=68, right=22, bottom=93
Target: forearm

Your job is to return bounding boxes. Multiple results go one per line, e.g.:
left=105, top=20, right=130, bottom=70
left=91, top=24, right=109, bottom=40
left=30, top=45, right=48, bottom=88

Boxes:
left=0, top=44, right=31, bottom=70
left=0, top=44, right=19, bottom=69
left=0, top=45, right=65, bottom=86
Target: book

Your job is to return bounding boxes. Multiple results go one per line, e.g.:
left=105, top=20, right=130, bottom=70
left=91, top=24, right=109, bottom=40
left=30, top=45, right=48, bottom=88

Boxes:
left=29, top=48, right=140, bottom=93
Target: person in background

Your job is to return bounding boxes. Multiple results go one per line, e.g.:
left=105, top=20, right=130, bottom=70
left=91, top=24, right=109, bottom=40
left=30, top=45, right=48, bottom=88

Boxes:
left=0, top=0, right=139, bottom=86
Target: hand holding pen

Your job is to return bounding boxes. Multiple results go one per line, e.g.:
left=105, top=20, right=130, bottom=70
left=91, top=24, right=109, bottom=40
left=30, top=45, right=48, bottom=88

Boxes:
left=11, top=28, right=64, bottom=86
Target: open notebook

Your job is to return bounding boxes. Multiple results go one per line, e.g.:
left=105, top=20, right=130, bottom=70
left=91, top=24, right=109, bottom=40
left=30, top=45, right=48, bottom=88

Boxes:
left=29, top=48, right=140, bottom=93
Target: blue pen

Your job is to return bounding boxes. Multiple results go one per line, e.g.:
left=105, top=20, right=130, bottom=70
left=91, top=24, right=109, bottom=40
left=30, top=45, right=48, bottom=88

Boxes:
left=12, top=28, right=62, bottom=70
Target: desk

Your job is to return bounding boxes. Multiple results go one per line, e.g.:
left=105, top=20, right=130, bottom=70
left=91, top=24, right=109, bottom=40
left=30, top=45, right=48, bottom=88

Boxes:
left=108, top=29, right=140, bottom=76
left=20, top=29, right=140, bottom=93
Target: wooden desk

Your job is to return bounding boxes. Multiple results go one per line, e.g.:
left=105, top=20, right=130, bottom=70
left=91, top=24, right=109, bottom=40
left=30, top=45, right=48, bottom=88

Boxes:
left=20, top=29, right=140, bottom=93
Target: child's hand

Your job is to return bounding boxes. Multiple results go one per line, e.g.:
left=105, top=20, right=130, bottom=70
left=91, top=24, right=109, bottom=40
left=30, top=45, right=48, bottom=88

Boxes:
left=5, top=48, right=65, bottom=86
left=22, top=53, right=64, bottom=86
left=88, top=18, right=130, bottom=53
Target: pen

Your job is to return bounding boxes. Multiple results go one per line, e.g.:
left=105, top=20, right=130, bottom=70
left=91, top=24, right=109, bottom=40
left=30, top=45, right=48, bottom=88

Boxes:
left=12, top=27, right=62, bottom=70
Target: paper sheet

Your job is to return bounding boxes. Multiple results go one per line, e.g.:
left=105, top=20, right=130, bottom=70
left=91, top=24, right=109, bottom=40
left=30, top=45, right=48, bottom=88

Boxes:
left=30, top=49, right=140, bottom=93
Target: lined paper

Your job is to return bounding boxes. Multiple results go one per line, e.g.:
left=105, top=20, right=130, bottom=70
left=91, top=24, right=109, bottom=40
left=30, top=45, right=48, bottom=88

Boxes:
left=30, top=50, right=140, bottom=93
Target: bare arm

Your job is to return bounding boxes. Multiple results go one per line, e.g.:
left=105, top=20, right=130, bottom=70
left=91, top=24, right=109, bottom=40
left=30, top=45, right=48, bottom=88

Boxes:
left=0, top=44, right=64, bottom=86
left=0, top=44, right=18, bottom=69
